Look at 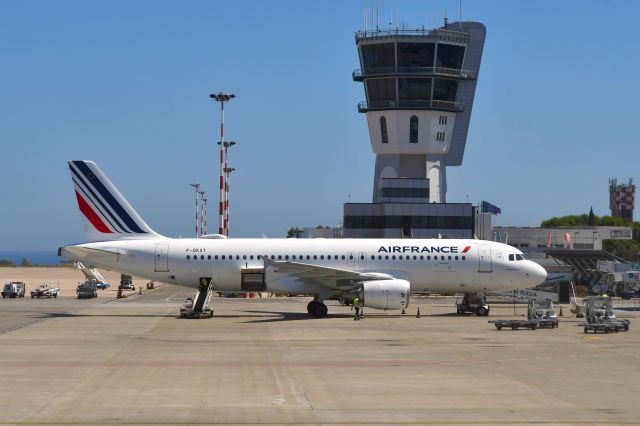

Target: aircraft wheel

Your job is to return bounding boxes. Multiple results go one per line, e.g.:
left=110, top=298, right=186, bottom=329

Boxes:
left=308, top=301, right=327, bottom=318
left=307, top=301, right=317, bottom=315
left=477, top=306, right=488, bottom=316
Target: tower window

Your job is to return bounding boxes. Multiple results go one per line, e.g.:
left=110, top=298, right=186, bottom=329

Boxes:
left=380, top=116, right=388, bottom=144
left=436, top=131, right=446, bottom=142
left=439, top=115, right=448, bottom=125
left=409, top=116, right=419, bottom=143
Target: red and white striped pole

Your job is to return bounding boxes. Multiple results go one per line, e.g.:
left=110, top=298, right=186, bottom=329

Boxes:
left=224, top=166, right=235, bottom=236
left=199, top=190, right=205, bottom=237
left=202, top=197, right=208, bottom=236
left=219, top=101, right=225, bottom=235
left=190, top=183, right=200, bottom=237
left=210, top=92, right=235, bottom=236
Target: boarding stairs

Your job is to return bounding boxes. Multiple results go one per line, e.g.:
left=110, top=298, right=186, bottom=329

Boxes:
left=193, top=278, right=214, bottom=313
left=75, top=262, right=109, bottom=286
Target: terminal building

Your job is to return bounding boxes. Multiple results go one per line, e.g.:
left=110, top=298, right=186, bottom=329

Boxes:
left=343, top=21, right=487, bottom=238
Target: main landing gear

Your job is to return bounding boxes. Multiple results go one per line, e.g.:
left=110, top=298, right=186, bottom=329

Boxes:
left=307, top=300, right=328, bottom=317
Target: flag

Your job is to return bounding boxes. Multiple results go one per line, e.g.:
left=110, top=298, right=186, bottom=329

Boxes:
left=481, top=201, right=502, bottom=215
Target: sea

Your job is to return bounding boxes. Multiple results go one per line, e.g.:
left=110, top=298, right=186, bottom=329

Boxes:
left=0, top=251, right=63, bottom=266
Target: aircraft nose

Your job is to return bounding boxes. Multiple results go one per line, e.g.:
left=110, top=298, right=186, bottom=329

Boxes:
left=527, top=262, right=547, bottom=285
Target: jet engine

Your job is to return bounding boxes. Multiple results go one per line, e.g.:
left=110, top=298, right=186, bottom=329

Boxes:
left=360, top=279, right=410, bottom=311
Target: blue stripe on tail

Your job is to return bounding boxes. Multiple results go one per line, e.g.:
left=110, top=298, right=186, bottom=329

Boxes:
left=71, top=161, right=146, bottom=234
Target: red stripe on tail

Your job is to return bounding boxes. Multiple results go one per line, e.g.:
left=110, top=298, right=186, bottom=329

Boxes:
left=462, top=245, right=471, bottom=253
left=75, top=190, right=112, bottom=233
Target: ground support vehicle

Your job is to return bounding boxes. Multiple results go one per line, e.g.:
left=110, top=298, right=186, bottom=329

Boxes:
left=179, top=278, right=214, bottom=319
left=528, top=299, right=557, bottom=320
left=582, top=320, right=629, bottom=333
left=119, top=274, right=135, bottom=291
left=2, top=282, right=25, bottom=298
left=489, top=319, right=540, bottom=330
left=30, top=284, right=60, bottom=298
left=456, top=293, right=490, bottom=316
left=77, top=280, right=98, bottom=299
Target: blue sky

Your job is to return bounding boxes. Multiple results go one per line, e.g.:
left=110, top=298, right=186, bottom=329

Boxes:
left=1, top=0, right=639, bottom=252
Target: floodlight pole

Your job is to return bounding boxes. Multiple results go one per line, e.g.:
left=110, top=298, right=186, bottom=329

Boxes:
left=209, top=92, right=235, bottom=236
left=203, top=198, right=208, bottom=236
left=198, top=190, right=206, bottom=237
left=224, top=166, right=235, bottom=235
left=190, top=183, right=200, bottom=237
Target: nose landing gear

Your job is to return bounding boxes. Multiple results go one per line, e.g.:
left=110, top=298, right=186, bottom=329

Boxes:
left=456, top=292, right=490, bottom=316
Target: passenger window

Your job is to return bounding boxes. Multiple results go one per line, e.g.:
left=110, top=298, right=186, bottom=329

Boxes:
left=392, top=255, right=396, bottom=260
left=385, top=255, right=389, bottom=260
left=399, top=255, right=403, bottom=260
left=285, top=255, right=289, bottom=260
left=243, top=255, right=246, bottom=260
left=250, top=255, right=254, bottom=260
left=200, top=255, right=204, bottom=260
left=221, top=255, right=225, bottom=260
left=462, top=256, right=466, bottom=260
left=215, top=255, right=219, bottom=260
left=278, top=255, right=282, bottom=260
left=455, top=256, right=458, bottom=260
left=320, top=255, right=324, bottom=260
left=236, top=255, right=240, bottom=260
left=313, top=255, right=318, bottom=260
left=420, top=255, right=424, bottom=260
left=341, top=255, right=346, bottom=260
left=186, top=255, right=190, bottom=260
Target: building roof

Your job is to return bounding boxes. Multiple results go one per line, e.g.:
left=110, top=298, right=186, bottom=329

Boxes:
left=544, top=249, right=627, bottom=272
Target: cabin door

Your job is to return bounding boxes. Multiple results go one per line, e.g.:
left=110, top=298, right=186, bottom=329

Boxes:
left=478, top=244, right=492, bottom=273
left=154, top=244, right=169, bottom=272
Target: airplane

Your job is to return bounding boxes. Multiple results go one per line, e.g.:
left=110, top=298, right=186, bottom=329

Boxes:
left=59, top=160, right=547, bottom=317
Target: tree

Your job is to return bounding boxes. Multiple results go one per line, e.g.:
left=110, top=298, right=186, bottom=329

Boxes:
left=0, top=259, right=14, bottom=267
left=286, top=227, right=301, bottom=238
left=588, top=207, right=595, bottom=226
left=20, top=257, right=30, bottom=267
left=602, top=240, right=640, bottom=262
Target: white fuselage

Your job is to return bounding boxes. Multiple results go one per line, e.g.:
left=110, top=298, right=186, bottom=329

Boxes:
left=61, top=237, right=546, bottom=298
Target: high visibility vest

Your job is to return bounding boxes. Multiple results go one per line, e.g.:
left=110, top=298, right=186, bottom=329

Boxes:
left=353, top=298, right=360, bottom=308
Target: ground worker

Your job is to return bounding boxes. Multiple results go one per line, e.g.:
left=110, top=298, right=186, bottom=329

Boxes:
left=139, top=286, right=143, bottom=295
left=353, top=297, right=361, bottom=320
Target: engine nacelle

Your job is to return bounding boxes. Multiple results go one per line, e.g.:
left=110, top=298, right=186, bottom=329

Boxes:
left=360, top=279, right=411, bottom=311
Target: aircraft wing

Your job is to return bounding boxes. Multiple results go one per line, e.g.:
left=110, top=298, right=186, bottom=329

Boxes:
left=263, top=257, right=393, bottom=290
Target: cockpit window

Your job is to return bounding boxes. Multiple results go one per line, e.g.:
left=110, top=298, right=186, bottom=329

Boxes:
left=508, top=254, right=515, bottom=261
left=515, top=254, right=524, bottom=261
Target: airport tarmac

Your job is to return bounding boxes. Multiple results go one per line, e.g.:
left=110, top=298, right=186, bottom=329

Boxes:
left=1, top=283, right=639, bottom=425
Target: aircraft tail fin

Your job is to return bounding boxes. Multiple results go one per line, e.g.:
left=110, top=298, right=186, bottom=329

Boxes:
left=68, top=160, right=161, bottom=242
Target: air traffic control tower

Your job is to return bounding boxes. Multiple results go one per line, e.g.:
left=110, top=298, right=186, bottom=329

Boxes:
left=344, top=21, right=486, bottom=238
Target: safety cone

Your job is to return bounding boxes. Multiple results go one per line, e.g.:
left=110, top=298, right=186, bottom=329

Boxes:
left=402, top=309, right=406, bottom=315
left=416, top=307, right=421, bottom=318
